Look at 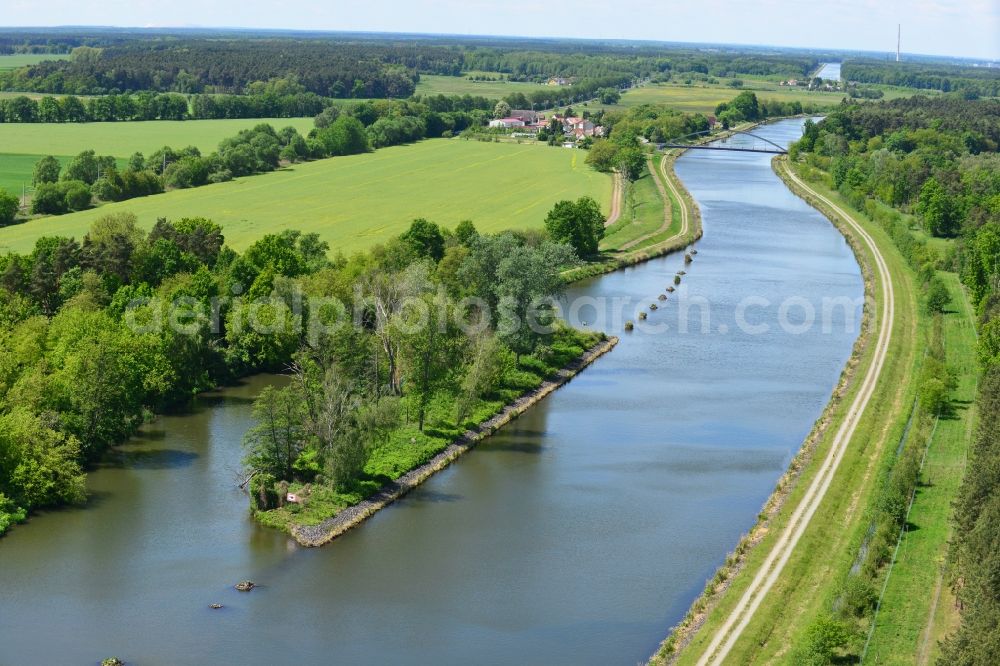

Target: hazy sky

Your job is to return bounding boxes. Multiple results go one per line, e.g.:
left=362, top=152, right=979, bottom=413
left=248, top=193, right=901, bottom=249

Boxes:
left=5, top=0, right=1000, bottom=60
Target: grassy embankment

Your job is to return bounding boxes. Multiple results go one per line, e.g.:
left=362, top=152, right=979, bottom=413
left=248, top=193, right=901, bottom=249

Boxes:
left=601, top=159, right=680, bottom=252
left=563, top=150, right=700, bottom=283
left=0, top=117, right=316, bottom=195
left=660, top=157, right=922, bottom=664
left=415, top=73, right=552, bottom=99
left=0, top=139, right=612, bottom=255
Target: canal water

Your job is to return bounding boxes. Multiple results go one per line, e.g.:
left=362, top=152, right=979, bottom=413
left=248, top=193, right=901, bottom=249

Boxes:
left=0, top=118, right=863, bottom=665
left=815, top=62, right=842, bottom=81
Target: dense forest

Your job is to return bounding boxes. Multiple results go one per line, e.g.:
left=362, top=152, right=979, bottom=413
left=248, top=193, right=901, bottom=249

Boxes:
left=0, top=200, right=605, bottom=534
left=0, top=31, right=824, bottom=104
left=460, top=49, right=817, bottom=82
left=791, top=96, right=1000, bottom=238
left=842, top=59, right=1000, bottom=97
left=0, top=41, right=428, bottom=97
left=791, top=95, right=1000, bottom=665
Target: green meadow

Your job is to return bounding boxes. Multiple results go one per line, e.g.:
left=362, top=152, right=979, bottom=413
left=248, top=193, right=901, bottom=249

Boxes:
left=0, top=53, right=70, bottom=70
left=0, top=117, right=316, bottom=194
left=579, top=79, right=923, bottom=115
left=415, top=73, right=552, bottom=99
left=0, top=139, right=612, bottom=254
left=0, top=117, right=316, bottom=156
left=601, top=166, right=675, bottom=252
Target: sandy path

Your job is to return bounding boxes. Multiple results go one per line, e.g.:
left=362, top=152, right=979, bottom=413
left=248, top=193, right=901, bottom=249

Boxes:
left=605, top=172, right=623, bottom=227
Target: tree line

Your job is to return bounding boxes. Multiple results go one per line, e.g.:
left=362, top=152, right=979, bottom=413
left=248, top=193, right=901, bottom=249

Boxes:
left=0, top=41, right=429, bottom=97
left=0, top=89, right=328, bottom=124
left=1, top=33, right=829, bottom=113
left=714, top=90, right=825, bottom=127
left=842, top=59, right=1000, bottom=98
left=0, top=79, right=501, bottom=125
left=461, top=48, right=817, bottom=83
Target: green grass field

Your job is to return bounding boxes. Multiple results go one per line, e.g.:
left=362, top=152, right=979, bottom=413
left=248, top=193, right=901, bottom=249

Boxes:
left=0, top=139, right=612, bottom=255
left=0, top=117, right=315, bottom=157
left=0, top=117, right=316, bottom=194
left=417, top=73, right=858, bottom=115
left=862, top=271, right=978, bottom=665
left=0, top=53, right=70, bottom=70
left=575, top=79, right=924, bottom=116
left=0, top=154, right=55, bottom=196
left=415, top=73, right=551, bottom=99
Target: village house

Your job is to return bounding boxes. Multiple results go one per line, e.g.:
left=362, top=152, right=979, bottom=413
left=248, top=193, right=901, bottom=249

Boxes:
left=561, top=116, right=604, bottom=139
left=521, top=119, right=549, bottom=133
left=508, top=109, right=540, bottom=124
left=488, top=117, right=526, bottom=129
left=546, top=76, right=569, bottom=86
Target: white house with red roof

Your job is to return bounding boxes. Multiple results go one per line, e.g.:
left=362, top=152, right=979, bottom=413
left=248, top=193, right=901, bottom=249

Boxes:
left=561, top=116, right=604, bottom=139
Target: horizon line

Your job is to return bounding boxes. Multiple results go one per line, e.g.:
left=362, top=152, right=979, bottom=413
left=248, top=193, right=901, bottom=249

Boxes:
left=2, top=25, right=998, bottom=63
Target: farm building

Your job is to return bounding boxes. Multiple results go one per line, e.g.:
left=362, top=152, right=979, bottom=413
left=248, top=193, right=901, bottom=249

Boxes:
left=488, top=117, right=526, bottom=129
left=509, top=109, right=540, bottom=124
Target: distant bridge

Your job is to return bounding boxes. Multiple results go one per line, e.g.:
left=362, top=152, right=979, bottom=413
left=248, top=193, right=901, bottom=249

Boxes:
left=660, top=129, right=787, bottom=155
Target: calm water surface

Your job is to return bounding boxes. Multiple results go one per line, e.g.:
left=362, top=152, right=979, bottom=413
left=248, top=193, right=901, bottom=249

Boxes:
left=816, top=62, right=842, bottom=81
left=0, top=118, right=862, bottom=665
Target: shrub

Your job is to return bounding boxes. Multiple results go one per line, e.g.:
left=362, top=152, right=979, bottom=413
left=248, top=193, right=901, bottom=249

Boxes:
left=926, top=275, right=950, bottom=313
left=62, top=181, right=92, bottom=211
left=29, top=180, right=90, bottom=215
left=503, top=369, right=542, bottom=392
left=32, top=155, right=61, bottom=185
left=30, top=182, right=68, bottom=215
left=0, top=492, right=27, bottom=535
left=250, top=472, right=279, bottom=511
left=791, top=614, right=851, bottom=665
left=840, top=575, right=877, bottom=618
left=516, top=355, right=549, bottom=377
left=919, top=376, right=949, bottom=414
left=0, top=190, right=18, bottom=225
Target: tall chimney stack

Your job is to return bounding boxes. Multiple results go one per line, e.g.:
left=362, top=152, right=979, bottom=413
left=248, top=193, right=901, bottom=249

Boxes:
left=896, top=24, right=901, bottom=62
